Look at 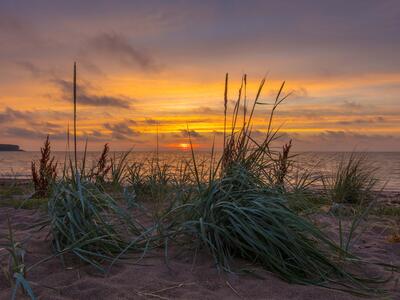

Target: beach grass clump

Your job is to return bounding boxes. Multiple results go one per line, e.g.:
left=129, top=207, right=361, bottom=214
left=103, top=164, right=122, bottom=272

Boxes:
left=127, top=162, right=145, bottom=190
left=126, top=159, right=184, bottom=225
left=127, top=159, right=184, bottom=199
left=169, top=170, right=365, bottom=287
left=144, top=159, right=178, bottom=200
left=31, top=135, right=57, bottom=198
left=164, top=75, right=385, bottom=294
left=34, top=66, right=151, bottom=272
left=326, top=153, right=379, bottom=204
left=147, top=159, right=173, bottom=188
left=40, top=174, right=148, bottom=272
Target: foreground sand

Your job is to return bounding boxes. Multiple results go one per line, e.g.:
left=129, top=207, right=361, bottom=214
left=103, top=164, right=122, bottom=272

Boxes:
left=1, top=205, right=399, bottom=300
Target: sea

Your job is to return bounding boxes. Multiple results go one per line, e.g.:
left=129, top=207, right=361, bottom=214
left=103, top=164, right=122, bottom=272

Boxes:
left=0, top=151, right=399, bottom=191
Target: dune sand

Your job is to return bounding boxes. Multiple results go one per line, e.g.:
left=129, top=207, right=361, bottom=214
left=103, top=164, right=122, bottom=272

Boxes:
left=1, top=204, right=399, bottom=299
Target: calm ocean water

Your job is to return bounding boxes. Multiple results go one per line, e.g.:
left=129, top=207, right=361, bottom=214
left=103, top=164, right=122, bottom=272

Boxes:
left=0, top=151, right=399, bottom=191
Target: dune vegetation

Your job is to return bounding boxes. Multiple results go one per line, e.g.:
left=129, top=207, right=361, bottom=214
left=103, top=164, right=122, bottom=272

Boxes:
left=1, top=68, right=399, bottom=299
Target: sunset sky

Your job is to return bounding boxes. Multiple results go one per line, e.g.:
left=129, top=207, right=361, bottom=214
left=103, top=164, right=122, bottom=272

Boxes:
left=0, top=0, right=399, bottom=151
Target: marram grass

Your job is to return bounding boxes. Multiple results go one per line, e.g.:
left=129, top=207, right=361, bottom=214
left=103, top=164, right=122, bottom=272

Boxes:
left=165, top=165, right=385, bottom=295
left=326, top=152, right=380, bottom=204
left=162, top=74, right=389, bottom=296
left=37, top=174, right=150, bottom=273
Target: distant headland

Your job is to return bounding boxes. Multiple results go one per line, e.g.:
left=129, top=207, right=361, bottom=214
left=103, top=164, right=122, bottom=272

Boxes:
left=0, top=144, right=23, bottom=151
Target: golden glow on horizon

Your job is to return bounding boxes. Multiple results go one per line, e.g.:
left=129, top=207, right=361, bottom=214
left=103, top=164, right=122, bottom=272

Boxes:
left=2, top=67, right=400, bottom=151
left=179, top=143, right=190, bottom=150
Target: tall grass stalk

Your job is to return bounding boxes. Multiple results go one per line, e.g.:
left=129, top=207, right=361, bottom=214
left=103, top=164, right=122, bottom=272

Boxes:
left=73, top=62, right=77, bottom=172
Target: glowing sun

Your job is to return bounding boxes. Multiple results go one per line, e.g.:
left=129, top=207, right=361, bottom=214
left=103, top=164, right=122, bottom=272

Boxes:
left=179, top=143, right=190, bottom=150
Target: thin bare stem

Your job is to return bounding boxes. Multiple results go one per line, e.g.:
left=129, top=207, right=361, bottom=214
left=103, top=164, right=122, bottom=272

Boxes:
left=223, top=73, right=228, bottom=152
left=73, top=62, right=77, bottom=172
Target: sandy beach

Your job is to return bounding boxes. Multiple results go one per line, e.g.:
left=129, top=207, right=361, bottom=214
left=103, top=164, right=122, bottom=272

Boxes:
left=1, top=181, right=399, bottom=299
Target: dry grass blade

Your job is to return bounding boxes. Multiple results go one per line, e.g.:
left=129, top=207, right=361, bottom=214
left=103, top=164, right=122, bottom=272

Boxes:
left=31, top=135, right=57, bottom=198
left=273, top=139, right=292, bottom=189
left=90, top=143, right=112, bottom=184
